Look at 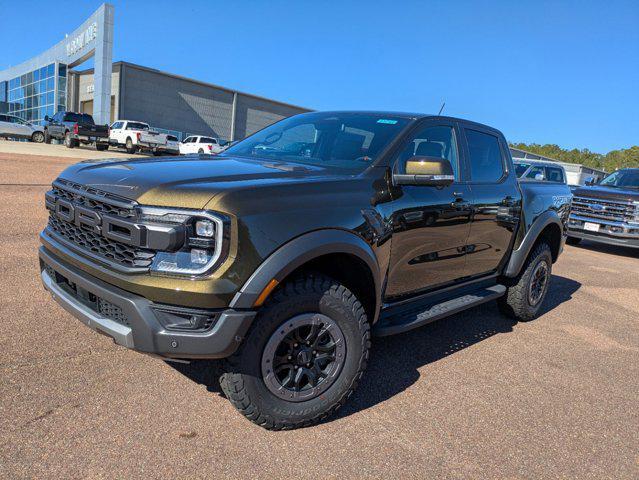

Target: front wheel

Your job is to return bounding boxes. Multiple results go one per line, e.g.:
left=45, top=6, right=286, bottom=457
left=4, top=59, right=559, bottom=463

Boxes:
left=499, top=242, right=552, bottom=321
left=31, top=131, right=45, bottom=143
left=220, top=274, right=370, bottom=430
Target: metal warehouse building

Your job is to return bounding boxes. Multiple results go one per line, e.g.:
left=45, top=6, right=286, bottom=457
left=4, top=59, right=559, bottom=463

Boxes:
left=67, top=61, right=309, bottom=141
left=0, top=3, right=309, bottom=142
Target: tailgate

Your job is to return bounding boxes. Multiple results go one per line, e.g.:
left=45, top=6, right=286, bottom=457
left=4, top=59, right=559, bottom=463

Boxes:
left=140, top=131, right=167, bottom=145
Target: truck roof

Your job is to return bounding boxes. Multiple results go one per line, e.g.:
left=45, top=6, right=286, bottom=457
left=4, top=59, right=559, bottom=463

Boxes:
left=311, top=111, right=505, bottom=135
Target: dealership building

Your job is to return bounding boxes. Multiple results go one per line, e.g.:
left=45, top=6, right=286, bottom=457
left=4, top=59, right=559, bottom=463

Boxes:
left=0, top=3, right=309, bottom=141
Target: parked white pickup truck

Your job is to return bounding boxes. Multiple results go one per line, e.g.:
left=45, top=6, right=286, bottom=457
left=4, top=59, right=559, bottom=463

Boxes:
left=179, top=135, right=226, bottom=155
left=109, top=120, right=167, bottom=155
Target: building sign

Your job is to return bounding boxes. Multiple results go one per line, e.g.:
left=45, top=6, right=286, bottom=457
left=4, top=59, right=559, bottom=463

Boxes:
left=66, top=22, right=98, bottom=57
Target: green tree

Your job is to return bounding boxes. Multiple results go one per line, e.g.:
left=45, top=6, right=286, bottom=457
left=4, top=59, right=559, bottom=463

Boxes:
left=509, top=143, right=638, bottom=172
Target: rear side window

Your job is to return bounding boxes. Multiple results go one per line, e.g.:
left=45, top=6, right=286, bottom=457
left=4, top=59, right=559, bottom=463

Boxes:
left=465, top=129, right=504, bottom=183
left=200, top=137, right=216, bottom=143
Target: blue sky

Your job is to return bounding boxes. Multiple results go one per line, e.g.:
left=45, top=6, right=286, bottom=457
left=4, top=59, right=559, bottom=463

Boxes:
left=1, top=0, right=637, bottom=153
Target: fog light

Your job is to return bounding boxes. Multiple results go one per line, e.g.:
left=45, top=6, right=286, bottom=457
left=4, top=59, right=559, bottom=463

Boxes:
left=195, top=220, right=215, bottom=237
left=190, top=249, right=210, bottom=265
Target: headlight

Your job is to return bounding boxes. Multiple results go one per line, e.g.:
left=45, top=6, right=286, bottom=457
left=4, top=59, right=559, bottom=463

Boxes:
left=137, top=206, right=228, bottom=276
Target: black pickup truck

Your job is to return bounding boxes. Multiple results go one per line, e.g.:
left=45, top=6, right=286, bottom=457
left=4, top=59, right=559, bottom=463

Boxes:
left=43, top=111, right=110, bottom=151
left=38, top=111, right=571, bottom=429
left=567, top=168, right=639, bottom=248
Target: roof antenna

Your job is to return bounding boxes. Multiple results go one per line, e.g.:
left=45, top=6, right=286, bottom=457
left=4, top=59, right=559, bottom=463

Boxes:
left=437, top=102, right=446, bottom=116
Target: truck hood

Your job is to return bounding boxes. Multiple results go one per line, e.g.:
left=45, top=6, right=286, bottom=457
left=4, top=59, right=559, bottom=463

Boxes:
left=57, top=155, right=349, bottom=209
left=572, top=184, right=639, bottom=203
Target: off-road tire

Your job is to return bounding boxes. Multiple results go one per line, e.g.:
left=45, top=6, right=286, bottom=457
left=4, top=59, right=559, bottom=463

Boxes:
left=220, top=273, right=371, bottom=430
left=566, top=236, right=582, bottom=246
left=31, top=131, right=45, bottom=143
left=125, top=138, right=137, bottom=154
left=64, top=131, right=74, bottom=148
left=499, top=242, right=552, bottom=322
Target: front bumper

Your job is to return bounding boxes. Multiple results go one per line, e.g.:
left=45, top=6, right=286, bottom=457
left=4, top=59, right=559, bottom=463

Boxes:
left=39, top=246, right=256, bottom=359
left=568, top=215, right=639, bottom=248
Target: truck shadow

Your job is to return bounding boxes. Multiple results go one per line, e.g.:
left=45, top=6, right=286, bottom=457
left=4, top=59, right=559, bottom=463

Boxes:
left=571, top=240, right=639, bottom=259
left=168, top=274, right=580, bottom=424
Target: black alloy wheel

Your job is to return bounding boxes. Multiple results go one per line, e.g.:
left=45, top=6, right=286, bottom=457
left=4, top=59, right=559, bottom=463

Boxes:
left=261, top=313, right=346, bottom=402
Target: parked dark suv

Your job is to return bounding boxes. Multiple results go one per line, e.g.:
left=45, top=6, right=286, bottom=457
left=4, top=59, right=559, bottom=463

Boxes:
left=44, top=111, right=110, bottom=150
left=38, top=111, right=571, bottom=429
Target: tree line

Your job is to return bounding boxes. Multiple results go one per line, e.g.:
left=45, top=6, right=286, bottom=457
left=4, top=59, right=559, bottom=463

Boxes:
left=509, top=143, right=639, bottom=173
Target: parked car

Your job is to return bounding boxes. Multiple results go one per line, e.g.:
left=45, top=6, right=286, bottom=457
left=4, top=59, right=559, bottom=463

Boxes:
left=179, top=135, right=225, bottom=155
left=514, top=159, right=567, bottom=184
left=567, top=168, right=639, bottom=248
left=39, top=111, right=571, bottom=430
left=160, top=134, right=180, bottom=155
left=0, top=114, right=45, bottom=143
left=109, top=120, right=167, bottom=155
left=44, top=111, right=110, bottom=150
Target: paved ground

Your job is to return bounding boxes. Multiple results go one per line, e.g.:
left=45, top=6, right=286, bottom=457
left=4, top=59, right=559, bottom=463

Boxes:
left=0, top=139, right=147, bottom=160
left=0, top=152, right=637, bottom=479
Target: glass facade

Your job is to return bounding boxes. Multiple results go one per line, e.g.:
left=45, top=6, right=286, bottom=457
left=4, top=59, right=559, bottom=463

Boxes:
left=6, top=62, right=67, bottom=125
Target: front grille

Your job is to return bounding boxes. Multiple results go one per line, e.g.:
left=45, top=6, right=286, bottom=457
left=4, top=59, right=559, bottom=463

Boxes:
left=48, top=214, right=155, bottom=269
left=53, top=181, right=135, bottom=218
left=571, top=196, right=636, bottom=223
left=97, top=298, right=130, bottom=326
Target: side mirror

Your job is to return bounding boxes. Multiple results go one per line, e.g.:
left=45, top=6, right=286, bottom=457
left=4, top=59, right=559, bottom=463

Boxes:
left=585, top=176, right=596, bottom=186
left=44, top=115, right=50, bottom=122
left=394, top=156, right=455, bottom=186
left=534, top=173, right=544, bottom=181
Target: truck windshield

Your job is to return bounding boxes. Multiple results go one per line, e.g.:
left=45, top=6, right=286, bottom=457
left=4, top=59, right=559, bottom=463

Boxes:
left=599, top=170, right=639, bottom=189
left=222, top=112, right=411, bottom=172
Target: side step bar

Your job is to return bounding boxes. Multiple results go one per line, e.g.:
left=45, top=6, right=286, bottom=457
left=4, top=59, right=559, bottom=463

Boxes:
left=374, top=284, right=507, bottom=337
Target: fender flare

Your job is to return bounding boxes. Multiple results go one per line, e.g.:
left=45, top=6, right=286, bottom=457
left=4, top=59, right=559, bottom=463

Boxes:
left=229, top=229, right=382, bottom=321
left=503, top=210, right=563, bottom=277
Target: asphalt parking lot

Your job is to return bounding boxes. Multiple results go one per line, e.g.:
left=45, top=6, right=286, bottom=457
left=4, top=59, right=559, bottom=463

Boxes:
left=1, top=147, right=638, bottom=479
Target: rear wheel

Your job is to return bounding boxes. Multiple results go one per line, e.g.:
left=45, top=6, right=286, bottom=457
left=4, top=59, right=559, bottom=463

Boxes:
left=197, top=148, right=204, bottom=154
left=499, top=242, right=552, bottom=321
left=31, top=131, right=45, bottom=143
left=220, top=273, right=370, bottom=430
left=96, top=143, right=108, bottom=151
left=566, top=236, right=582, bottom=246
left=125, top=137, right=137, bottom=154
left=64, top=131, right=74, bottom=148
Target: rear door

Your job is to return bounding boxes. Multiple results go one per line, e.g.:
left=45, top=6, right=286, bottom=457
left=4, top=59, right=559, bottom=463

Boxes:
left=462, top=126, right=521, bottom=278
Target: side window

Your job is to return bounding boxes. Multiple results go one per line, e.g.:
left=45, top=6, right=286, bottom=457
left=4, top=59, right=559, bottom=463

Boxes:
left=545, top=167, right=564, bottom=183
left=525, top=166, right=545, bottom=180
left=465, top=129, right=504, bottom=183
left=396, top=125, right=459, bottom=179
left=183, top=137, right=193, bottom=143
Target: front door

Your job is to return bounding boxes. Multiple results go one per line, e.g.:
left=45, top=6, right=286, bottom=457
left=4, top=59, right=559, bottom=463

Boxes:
left=385, top=120, right=473, bottom=299
left=461, top=127, right=521, bottom=277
